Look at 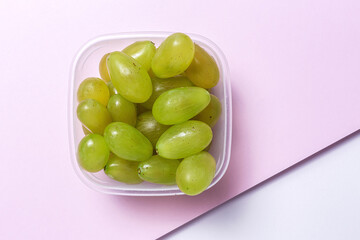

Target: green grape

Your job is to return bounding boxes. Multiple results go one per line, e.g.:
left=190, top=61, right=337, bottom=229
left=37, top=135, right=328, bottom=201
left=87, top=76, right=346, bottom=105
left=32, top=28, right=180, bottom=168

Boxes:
left=137, top=155, right=180, bottom=185
left=107, top=95, right=137, bottom=126
left=185, top=44, right=220, bottom=89
left=152, top=87, right=210, bottom=125
left=107, top=51, right=152, bottom=103
left=77, top=99, right=112, bottom=135
left=104, top=122, right=153, bottom=161
left=136, top=104, right=148, bottom=116
left=136, top=111, right=170, bottom=147
left=176, top=151, right=216, bottom=196
left=151, top=33, right=195, bottom=78
left=156, top=120, right=213, bottom=159
left=77, top=77, right=110, bottom=106
left=107, top=81, right=118, bottom=97
left=141, top=75, right=193, bottom=110
left=105, top=155, right=143, bottom=184
left=193, top=94, right=222, bottom=127
left=123, top=41, right=156, bottom=71
left=82, top=125, right=92, bottom=135
left=77, top=134, right=109, bottom=172
left=99, top=53, right=111, bottom=82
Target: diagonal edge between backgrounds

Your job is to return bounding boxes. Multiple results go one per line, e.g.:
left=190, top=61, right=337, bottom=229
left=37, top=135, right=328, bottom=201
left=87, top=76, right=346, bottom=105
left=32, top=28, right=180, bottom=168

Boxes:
left=158, top=129, right=360, bottom=240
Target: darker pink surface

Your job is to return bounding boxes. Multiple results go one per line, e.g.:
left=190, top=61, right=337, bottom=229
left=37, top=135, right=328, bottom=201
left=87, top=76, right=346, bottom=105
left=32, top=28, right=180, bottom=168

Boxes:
left=0, top=0, right=359, bottom=239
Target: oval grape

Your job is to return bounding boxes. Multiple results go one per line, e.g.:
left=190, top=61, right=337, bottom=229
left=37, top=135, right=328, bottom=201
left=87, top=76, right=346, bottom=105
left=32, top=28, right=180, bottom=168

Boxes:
left=105, top=155, right=143, bottom=184
left=156, top=120, right=213, bottom=159
left=141, top=75, right=193, bottom=110
left=99, top=53, right=111, bottom=82
left=152, top=87, right=210, bottom=125
left=176, top=151, right=216, bottom=196
left=104, top=122, right=153, bottom=161
left=123, top=41, right=156, bottom=71
left=193, top=94, right=222, bottom=127
left=138, top=155, right=180, bottom=185
left=77, top=134, right=109, bottom=172
left=107, top=94, right=137, bottom=126
left=185, top=44, right=220, bottom=89
left=77, top=99, right=112, bottom=135
left=151, top=33, right=195, bottom=78
left=136, top=111, right=169, bottom=147
left=77, top=77, right=110, bottom=106
left=107, top=51, right=152, bottom=103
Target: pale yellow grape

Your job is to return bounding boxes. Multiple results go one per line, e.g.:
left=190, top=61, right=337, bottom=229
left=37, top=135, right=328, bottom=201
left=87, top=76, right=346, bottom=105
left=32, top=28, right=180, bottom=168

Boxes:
left=99, top=53, right=111, bottom=82
left=193, top=94, right=222, bottom=127
left=77, top=77, right=110, bottom=106
left=185, top=44, right=220, bottom=89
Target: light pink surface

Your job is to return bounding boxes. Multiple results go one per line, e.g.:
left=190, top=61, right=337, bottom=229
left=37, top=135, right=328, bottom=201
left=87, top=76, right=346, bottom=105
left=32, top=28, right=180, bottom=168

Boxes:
left=0, top=0, right=359, bottom=239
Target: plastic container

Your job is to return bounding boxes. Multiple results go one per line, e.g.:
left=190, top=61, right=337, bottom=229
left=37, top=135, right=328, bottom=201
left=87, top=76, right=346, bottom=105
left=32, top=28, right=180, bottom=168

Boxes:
left=68, top=32, right=232, bottom=196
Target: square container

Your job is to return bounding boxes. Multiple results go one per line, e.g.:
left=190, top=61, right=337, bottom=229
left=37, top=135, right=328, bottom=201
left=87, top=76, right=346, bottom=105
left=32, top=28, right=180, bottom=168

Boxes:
left=68, top=32, right=232, bottom=196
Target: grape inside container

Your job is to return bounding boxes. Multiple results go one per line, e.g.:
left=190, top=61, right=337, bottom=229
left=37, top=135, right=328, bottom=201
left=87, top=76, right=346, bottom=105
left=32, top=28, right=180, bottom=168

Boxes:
left=68, top=32, right=232, bottom=196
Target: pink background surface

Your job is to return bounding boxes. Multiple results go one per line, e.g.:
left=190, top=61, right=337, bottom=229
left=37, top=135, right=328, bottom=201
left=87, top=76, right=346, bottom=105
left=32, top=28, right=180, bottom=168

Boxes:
left=1, top=0, right=359, bottom=239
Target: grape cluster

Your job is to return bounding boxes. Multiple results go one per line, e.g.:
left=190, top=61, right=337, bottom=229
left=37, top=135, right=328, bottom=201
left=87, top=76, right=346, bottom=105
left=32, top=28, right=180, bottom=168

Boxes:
left=76, top=33, right=222, bottom=196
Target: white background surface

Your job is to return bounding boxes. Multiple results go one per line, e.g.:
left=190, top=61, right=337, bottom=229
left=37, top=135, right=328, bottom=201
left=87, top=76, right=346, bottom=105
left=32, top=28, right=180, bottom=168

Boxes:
left=162, top=131, right=360, bottom=240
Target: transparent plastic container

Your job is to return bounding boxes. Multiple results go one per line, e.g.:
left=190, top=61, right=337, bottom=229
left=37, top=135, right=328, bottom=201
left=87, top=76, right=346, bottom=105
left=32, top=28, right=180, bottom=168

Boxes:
left=68, top=32, right=232, bottom=196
